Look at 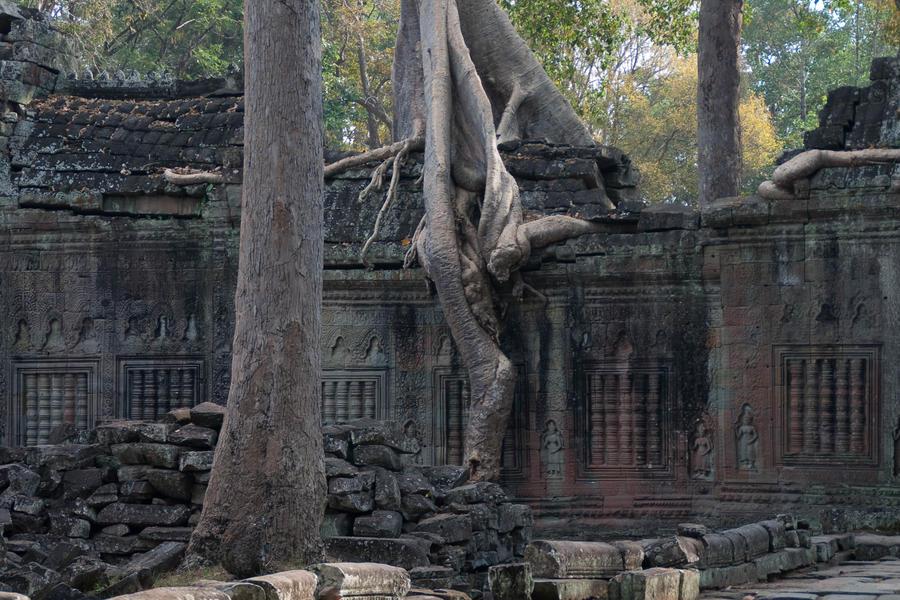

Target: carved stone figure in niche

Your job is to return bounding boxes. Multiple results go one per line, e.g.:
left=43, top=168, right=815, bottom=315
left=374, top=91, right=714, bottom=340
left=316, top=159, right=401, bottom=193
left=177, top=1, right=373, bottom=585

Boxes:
left=76, top=317, right=100, bottom=352
left=13, top=319, right=30, bottom=351
left=540, top=419, right=564, bottom=477
left=364, top=336, right=387, bottom=365
left=124, top=316, right=145, bottom=343
left=41, top=318, right=65, bottom=352
left=612, top=332, right=634, bottom=360
left=735, top=404, right=759, bottom=470
left=329, top=336, right=352, bottom=364
left=893, top=417, right=900, bottom=477
left=691, top=418, right=714, bottom=479
left=183, top=313, right=199, bottom=342
left=435, top=334, right=455, bottom=366
left=155, top=314, right=170, bottom=340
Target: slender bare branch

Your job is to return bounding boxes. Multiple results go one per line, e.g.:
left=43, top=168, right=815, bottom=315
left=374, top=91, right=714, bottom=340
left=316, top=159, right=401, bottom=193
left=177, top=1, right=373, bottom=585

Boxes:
left=324, top=136, right=423, bottom=178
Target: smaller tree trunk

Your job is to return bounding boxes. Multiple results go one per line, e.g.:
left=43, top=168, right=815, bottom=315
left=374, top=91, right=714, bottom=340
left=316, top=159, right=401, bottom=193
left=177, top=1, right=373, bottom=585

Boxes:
left=800, top=69, right=808, bottom=122
left=357, top=35, right=381, bottom=149
left=697, top=0, right=743, bottom=205
left=392, top=0, right=426, bottom=140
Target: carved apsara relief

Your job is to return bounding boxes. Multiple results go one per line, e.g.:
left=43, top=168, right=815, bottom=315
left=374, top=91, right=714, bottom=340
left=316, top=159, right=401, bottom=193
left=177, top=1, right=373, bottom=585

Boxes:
left=76, top=317, right=100, bottom=353
left=540, top=419, right=564, bottom=477
left=690, top=414, right=714, bottom=480
left=40, top=316, right=66, bottom=353
left=735, top=404, right=759, bottom=470
left=13, top=318, right=30, bottom=352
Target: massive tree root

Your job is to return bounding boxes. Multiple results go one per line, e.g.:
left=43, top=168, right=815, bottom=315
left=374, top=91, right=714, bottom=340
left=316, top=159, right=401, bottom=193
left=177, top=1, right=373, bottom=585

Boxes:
left=398, top=0, right=611, bottom=480
left=758, top=148, right=900, bottom=199
left=326, top=0, right=619, bottom=480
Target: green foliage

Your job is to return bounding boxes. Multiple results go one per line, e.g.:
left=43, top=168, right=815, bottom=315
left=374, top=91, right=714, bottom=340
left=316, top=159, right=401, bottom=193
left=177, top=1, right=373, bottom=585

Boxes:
left=499, top=0, right=696, bottom=132
left=604, top=55, right=780, bottom=204
left=742, top=0, right=892, bottom=149
left=27, top=0, right=242, bottom=79
left=322, top=0, right=397, bottom=149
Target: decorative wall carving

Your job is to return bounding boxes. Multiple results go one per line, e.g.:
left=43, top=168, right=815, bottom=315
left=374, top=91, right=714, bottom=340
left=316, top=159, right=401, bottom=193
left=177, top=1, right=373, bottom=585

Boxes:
left=775, top=345, right=879, bottom=465
left=323, top=327, right=390, bottom=369
left=9, top=360, right=100, bottom=445
left=321, top=369, right=388, bottom=423
left=116, top=357, right=204, bottom=419
left=579, top=361, right=671, bottom=476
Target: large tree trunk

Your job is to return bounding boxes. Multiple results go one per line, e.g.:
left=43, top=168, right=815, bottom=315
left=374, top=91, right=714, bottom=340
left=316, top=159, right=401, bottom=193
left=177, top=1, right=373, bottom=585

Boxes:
left=392, top=0, right=608, bottom=480
left=697, top=0, right=743, bottom=205
left=184, top=0, right=326, bottom=576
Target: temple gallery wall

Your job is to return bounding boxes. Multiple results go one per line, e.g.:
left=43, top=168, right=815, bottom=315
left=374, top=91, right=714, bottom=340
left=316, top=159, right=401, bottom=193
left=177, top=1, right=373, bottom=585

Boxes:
left=0, top=3, right=899, bottom=535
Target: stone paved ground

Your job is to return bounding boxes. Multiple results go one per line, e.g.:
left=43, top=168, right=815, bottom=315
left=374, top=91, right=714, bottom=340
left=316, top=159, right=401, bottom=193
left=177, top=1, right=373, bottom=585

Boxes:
left=701, top=557, right=900, bottom=600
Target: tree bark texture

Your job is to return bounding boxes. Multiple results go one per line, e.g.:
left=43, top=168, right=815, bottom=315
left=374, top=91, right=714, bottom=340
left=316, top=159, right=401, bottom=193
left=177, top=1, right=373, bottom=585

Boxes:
left=697, top=0, right=743, bottom=205
left=185, top=0, right=326, bottom=576
left=393, top=0, right=607, bottom=480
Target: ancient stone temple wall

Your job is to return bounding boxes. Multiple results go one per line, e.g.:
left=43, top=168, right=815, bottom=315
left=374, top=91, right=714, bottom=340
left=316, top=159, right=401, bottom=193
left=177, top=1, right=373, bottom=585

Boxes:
left=0, top=4, right=898, bottom=535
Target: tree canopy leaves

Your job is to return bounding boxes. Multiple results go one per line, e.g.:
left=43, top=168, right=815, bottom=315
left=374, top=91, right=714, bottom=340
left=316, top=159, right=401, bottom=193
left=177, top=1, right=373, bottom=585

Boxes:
left=24, top=0, right=242, bottom=79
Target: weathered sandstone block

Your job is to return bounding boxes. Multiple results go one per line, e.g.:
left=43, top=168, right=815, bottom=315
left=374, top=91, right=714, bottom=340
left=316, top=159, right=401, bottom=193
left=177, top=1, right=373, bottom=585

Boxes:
left=609, top=568, right=682, bottom=600
left=532, top=579, right=610, bottom=600
left=488, top=563, right=533, bottom=600
left=526, top=540, right=624, bottom=578
left=244, top=570, right=318, bottom=600
left=313, top=562, right=410, bottom=598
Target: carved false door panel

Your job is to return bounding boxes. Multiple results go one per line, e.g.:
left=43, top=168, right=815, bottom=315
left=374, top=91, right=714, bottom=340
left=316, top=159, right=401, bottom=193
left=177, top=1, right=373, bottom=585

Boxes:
left=117, top=358, right=205, bottom=419
left=321, top=370, right=388, bottom=424
left=431, top=367, right=526, bottom=475
left=579, top=362, right=672, bottom=477
left=775, top=346, right=879, bottom=466
left=10, top=360, right=100, bottom=445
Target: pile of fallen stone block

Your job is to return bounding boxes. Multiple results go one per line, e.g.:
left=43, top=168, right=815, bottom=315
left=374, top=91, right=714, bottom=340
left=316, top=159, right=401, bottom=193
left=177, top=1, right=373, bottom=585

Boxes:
left=105, top=561, right=466, bottom=600
left=2, top=526, right=886, bottom=600
left=0, top=402, right=226, bottom=599
left=484, top=518, right=871, bottom=600
left=0, top=413, right=532, bottom=600
left=320, top=420, right=533, bottom=596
